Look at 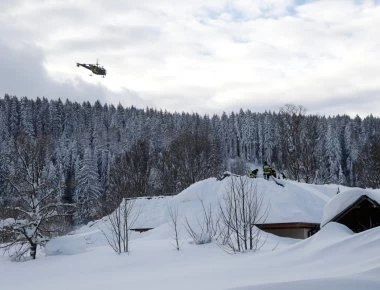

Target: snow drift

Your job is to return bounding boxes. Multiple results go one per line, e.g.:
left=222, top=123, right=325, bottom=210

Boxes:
left=2, top=176, right=380, bottom=290
left=44, top=176, right=375, bottom=256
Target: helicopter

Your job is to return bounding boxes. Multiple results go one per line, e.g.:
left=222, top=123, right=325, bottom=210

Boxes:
left=76, top=60, right=107, bottom=77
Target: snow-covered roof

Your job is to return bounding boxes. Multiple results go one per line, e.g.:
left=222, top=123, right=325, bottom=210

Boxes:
left=321, top=189, right=380, bottom=227
left=71, top=177, right=355, bottom=240
left=127, top=176, right=337, bottom=229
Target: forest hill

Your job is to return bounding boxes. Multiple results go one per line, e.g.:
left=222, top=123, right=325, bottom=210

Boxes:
left=0, top=95, right=379, bottom=225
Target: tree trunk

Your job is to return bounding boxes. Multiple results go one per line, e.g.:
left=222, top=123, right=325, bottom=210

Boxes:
left=30, top=243, right=37, bottom=259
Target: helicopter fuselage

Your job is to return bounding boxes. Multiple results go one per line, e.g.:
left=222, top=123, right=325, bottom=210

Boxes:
left=77, top=63, right=106, bottom=77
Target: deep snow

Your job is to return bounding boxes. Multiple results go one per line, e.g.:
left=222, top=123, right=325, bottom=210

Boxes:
left=1, top=176, right=380, bottom=290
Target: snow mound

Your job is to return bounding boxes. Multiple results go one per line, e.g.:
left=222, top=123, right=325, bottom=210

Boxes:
left=45, top=234, right=88, bottom=256
left=45, top=176, right=340, bottom=255
left=321, top=189, right=380, bottom=227
left=230, top=223, right=380, bottom=290
left=173, top=176, right=335, bottom=224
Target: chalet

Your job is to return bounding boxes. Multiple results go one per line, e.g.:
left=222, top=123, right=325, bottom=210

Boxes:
left=124, top=179, right=372, bottom=240
left=131, top=223, right=320, bottom=239
left=258, top=190, right=380, bottom=238
left=321, top=190, right=380, bottom=233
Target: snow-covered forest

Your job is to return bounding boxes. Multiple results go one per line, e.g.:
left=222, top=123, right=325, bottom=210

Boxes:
left=0, top=95, right=380, bottom=225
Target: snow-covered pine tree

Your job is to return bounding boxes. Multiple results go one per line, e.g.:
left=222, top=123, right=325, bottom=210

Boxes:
left=74, top=148, right=102, bottom=223
left=355, top=134, right=380, bottom=188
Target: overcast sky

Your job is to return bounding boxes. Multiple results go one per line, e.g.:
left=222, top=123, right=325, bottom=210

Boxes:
left=1, top=0, right=380, bottom=116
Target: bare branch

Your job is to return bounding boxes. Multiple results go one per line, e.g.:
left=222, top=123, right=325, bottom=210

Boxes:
left=168, top=201, right=181, bottom=251
left=216, top=176, right=269, bottom=253
left=101, top=198, right=140, bottom=254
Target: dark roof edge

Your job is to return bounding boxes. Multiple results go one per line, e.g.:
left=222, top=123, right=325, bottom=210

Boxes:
left=327, top=195, right=380, bottom=226
left=256, top=222, right=320, bottom=229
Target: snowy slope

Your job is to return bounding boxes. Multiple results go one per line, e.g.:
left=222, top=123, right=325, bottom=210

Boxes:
left=1, top=223, right=380, bottom=290
left=1, top=177, right=380, bottom=290
left=233, top=223, right=380, bottom=290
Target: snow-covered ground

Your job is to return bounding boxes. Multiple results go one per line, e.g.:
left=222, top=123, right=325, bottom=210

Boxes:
left=1, top=176, right=380, bottom=290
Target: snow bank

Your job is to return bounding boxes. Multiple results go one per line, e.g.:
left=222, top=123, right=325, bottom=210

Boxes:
left=3, top=178, right=380, bottom=290
left=45, top=234, right=88, bottom=256
left=321, top=189, right=380, bottom=227
left=3, top=218, right=380, bottom=290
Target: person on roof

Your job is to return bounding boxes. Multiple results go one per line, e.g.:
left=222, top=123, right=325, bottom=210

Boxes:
left=248, top=169, right=258, bottom=178
left=271, top=168, right=277, bottom=178
left=263, top=161, right=272, bottom=180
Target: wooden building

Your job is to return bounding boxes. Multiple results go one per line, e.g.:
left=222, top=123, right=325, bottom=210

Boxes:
left=325, top=195, right=380, bottom=233
left=256, top=222, right=320, bottom=239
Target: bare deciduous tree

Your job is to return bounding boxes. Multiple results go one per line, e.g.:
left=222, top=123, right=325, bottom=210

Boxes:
left=278, top=104, right=321, bottom=183
left=162, top=132, right=222, bottom=194
left=102, top=197, right=139, bottom=254
left=217, top=176, right=268, bottom=253
left=123, top=140, right=154, bottom=197
left=105, top=139, right=154, bottom=216
left=278, top=104, right=306, bottom=182
left=168, top=202, right=181, bottom=251
left=229, top=157, right=249, bottom=176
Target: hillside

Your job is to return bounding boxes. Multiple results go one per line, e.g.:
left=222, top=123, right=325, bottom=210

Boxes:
left=1, top=176, right=380, bottom=290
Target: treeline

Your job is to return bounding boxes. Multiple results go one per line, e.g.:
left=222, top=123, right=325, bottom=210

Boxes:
left=0, top=95, right=379, bottom=224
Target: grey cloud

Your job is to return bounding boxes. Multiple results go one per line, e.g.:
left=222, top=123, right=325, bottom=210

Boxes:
left=305, top=90, right=380, bottom=117
left=0, top=0, right=26, bottom=11
left=57, top=25, right=161, bottom=53
left=102, top=25, right=161, bottom=44
left=40, top=5, right=88, bottom=20
left=57, top=37, right=129, bottom=53
left=2, top=0, right=380, bottom=117
left=0, top=41, right=144, bottom=107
